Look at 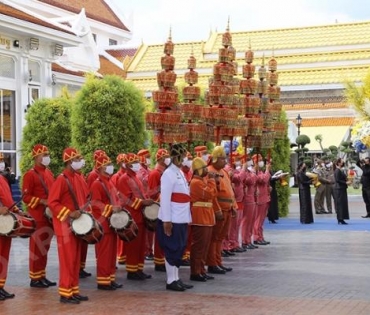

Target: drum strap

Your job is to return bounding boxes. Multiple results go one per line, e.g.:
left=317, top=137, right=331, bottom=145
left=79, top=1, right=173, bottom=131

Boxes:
left=32, top=168, right=49, bottom=195
left=61, top=174, right=80, bottom=210
left=98, top=178, right=113, bottom=204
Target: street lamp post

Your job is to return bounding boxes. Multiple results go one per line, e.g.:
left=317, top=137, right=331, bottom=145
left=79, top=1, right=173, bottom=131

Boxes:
left=296, top=114, right=302, bottom=162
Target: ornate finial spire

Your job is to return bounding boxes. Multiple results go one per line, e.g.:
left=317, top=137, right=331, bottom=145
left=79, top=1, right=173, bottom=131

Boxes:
left=249, top=38, right=251, bottom=49
left=272, top=46, right=275, bottom=57
left=168, top=26, right=172, bottom=41
left=226, top=16, right=230, bottom=31
left=262, top=53, right=265, bottom=66
left=191, top=44, right=194, bottom=56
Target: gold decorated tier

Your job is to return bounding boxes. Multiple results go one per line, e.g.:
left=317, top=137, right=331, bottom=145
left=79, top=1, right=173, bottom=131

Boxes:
left=245, top=50, right=254, bottom=64
left=218, top=48, right=230, bottom=63
left=228, top=46, right=236, bottom=61
left=267, top=85, right=281, bottom=100
left=184, top=70, right=198, bottom=85
left=267, top=72, right=279, bottom=86
left=202, top=107, right=238, bottom=126
left=153, top=130, right=187, bottom=145
left=186, top=123, right=206, bottom=141
left=183, top=86, right=201, bottom=101
left=268, top=57, right=277, bottom=72
left=273, top=122, right=286, bottom=139
left=231, top=78, right=240, bottom=94
left=188, top=55, right=196, bottom=69
left=240, top=79, right=258, bottom=94
left=222, top=31, right=232, bottom=47
left=257, top=80, right=268, bottom=95
left=269, top=102, right=282, bottom=120
left=242, top=64, right=255, bottom=79
left=261, top=131, right=276, bottom=148
left=181, top=103, right=204, bottom=120
left=205, top=124, right=216, bottom=142
left=161, top=55, right=175, bottom=71
left=231, top=61, right=238, bottom=76
left=157, top=71, right=177, bottom=88
left=248, top=117, right=263, bottom=136
left=258, top=66, right=267, bottom=80
left=241, top=96, right=261, bottom=116
left=261, top=112, right=274, bottom=130
left=152, top=90, right=178, bottom=109
left=164, top=40, right=174, bottom=55
left=245, top=135, right=262, bottom=148
left=146, top=112, right=182, bottom=131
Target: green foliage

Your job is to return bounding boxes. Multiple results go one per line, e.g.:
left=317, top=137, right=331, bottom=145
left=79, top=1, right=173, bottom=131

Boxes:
left=296, top=134, right=311, bottom=146
left=20, top=97, right=72, bottom=176
left=71, top=74, right=146, bottom=171
left=271, top=111, right=291, bottom=217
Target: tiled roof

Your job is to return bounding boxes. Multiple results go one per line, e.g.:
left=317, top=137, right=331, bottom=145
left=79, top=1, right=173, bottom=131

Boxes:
left=98, top=56, right=125, bottom=77
left=212, top=21, right=370, bottom=52
left=52, top=63, right=84, bottom=76
left=0, top=3, right=74, bottom=35
left=106, top=48, right=137, bottom=61
left=38, top=0, right=129, bottom=31
left=292, top=117, right=354, bottom=127
left=283, top=102, right=348, bottom=111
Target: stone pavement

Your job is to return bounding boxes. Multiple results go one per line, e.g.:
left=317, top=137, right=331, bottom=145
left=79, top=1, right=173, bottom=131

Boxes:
left=2, top=194, right=370, bottom=315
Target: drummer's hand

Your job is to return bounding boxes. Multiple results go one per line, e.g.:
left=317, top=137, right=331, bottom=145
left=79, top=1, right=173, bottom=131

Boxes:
left=0, top=206, right=8, bottom=215
left=40, top=199, right=48, bottom=206
left=142, top=199, right=154, bottom=207
left=231, top=208, right=237, bottom=218
left=112, top=206, right=121, bottom=213
left=69, top=210, right=81, bottom=219
left=163, top=222, right=173, bottom=236
left=215, top=211, right=224, bottom=221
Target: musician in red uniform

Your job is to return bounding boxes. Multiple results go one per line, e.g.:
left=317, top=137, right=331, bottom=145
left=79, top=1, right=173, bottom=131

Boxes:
left=22, top=144, right=55, bottom=288
left=148, top=148, right=170, bottom=271
left=0, top=172, right=20, bottom=300
left=117, top=153, right=155, bottom=280
left=79, top=149, right=107, bottom=279
left=48, top=147, right=90, bottom=304
left=90, top=155, right=123, bottom=290
left=111, top=153, right=127, bottom=265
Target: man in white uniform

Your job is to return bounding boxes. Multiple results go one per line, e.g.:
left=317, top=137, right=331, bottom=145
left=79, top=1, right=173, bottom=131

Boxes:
left=157, top=144, right=193, bottom=292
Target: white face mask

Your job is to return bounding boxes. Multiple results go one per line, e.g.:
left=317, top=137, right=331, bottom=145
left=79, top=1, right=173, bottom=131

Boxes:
left=105, top=165, right=114, bottom=175
left=71, top=160, right=84, bottom=171
left=247, top=166, right=255, bottom=173
left=121, top=163, right=126, bottom=169
left=0, top=162, right=5, bottom=171
left=182, top=157, right=188, bottom=165
left=146, top=158, right=151, bottom=165
left=164, top=157, right=171, bottom=166
left=235, top=161, right=241, bottom=167
left=202, top=154, right=209, bottom=162
left=184, top=160, right=192, bottom=168
left=258, top=161, right=265, bottom=168
left=131, top=163, right=140, bottom=173
left=41, top=156, right=51, bottom=166
left=246, top=160, right=253, bottom=167
left=236, top=165, right=241, bottom=171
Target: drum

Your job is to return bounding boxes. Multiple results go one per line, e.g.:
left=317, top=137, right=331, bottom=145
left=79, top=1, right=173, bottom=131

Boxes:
left=0, top=212, right=36, bottom=238
left=110, top=210, right=138, bottom=242
left=71, top=212, right=103, bottom=244
left=44, top=207, right=53, bottom=223
left=142, top=202, right=159, bottom=232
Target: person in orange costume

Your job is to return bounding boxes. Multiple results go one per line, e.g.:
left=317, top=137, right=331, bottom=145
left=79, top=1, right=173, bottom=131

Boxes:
left=252, top=154, right=271, bottom=245
left=206, top=146, right=237, bottom=275
left=241, top=157, right=258, bottom=250
left=90, top=155, right=123, bottom=290
left=147, top=148, right=170, bottom=271
left=79, top=149, right=107, bottom=279
left=117, top=153, right=155, bottom=280
left=0, top=171, right=21, bottom=300
left=48, top=147, right=90, bottom=304
left=111, top=153, right=127, bottom=265
left=22, top=144, right=55, bottom=288
left=189, top=157, right=218, bottom=282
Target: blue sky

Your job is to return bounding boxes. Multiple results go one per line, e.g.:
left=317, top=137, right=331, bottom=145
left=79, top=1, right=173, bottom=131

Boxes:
left=115, top=0, right=370, bottom=46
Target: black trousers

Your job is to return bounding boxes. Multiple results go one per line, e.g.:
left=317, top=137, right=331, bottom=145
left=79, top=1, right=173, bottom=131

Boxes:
left=362, top=187, right=370, bottom=215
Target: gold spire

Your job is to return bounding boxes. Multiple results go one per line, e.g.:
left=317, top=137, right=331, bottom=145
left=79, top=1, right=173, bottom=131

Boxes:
left=168, top=26, right=172, bottom=41
left=262, top=53, right=265, bottom=66
left=226, top=16, right=230, bottom=32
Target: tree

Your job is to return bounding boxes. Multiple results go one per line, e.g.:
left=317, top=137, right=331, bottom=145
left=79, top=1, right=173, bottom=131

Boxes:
left=71, top=74, right=146, bottom=171
left=20, top=95, right=73, bottom=176
left=295, top=134, right=311, bottom=162
left=271, top=111, right=291, bottom=217
left=315, top=134, right=324, bottom=151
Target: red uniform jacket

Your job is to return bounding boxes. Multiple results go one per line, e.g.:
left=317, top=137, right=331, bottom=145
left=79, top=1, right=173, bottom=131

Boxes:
left=256, top=170, right=271, bottom=205
left=90, top=174, right=118, bottom=233
left=0, top=175, right=17, bottom=210
left=86, top=169, right=99, bottom=189
left=137, top=165, right=150, bottom=193
left=147, top=164, right=165, bottom=201
left=111, top=168, right=126, bottom=188
left=22, top=165, right=54, bottom=221
left=48, top=169, right=90, bottom=236
left=243, top=170, right=257, bottom=204
left=117, top=169, right=148, bottom=224
left=232, top=169, right=246, bottom=203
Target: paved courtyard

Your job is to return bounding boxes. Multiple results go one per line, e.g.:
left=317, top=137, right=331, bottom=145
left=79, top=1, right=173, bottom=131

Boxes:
left=2, top=195, right=370, bottom=314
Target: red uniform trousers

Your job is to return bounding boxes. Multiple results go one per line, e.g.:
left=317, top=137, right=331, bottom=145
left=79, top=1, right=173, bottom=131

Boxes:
left=29, top=219, right=54, bottom=280
left=241, top=202, right=256, bottom=245
left=228, top=202, right=244, bottom=249
left=154, top=236, right=165, bottom=266
left=145, top=230, right=154, bottom=256
left=182, top=225, right=191, bottom=260
left=96, top=231, right=117, bottom=285
left=125, top=223, right=146, bottom=273
left=190, top=225, right=213, bottom=275
left=0, top=236, right=11, bottom=288
left=253, top=202, right=269, bottom=242
left=56, top=234, right=82, bottom=298
left=80, top=242, right=88, bottom=270
left=117, top=238, right=126, bottom=264
left=206, top=210, right=231, bottom=267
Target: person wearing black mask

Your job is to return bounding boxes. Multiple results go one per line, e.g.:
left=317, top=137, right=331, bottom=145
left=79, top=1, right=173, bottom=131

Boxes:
left=357, top=158, right=370, bottom=218
left=296, top=162, right=314, bottom=224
